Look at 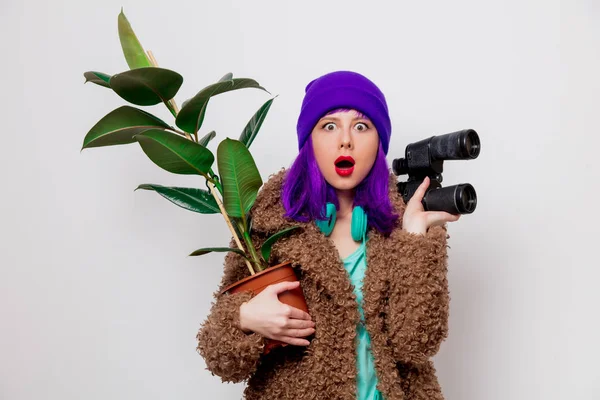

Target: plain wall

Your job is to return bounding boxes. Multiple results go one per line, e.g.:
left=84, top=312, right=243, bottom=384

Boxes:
left=1, top=0, right=599, bottom=399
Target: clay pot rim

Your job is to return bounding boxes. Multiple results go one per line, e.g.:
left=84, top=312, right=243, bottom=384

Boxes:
left=218, top=260, right=294, bottom=297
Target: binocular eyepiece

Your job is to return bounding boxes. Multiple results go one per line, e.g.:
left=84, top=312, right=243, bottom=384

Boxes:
left=392, top=129, right=480, bottom=215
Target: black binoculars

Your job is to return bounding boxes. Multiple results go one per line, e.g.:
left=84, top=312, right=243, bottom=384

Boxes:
left=392, top=129, right=480, bottom=215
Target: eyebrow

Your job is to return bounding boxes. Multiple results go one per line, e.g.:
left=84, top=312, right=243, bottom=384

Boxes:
left=320, top=116, right=370, bottom=122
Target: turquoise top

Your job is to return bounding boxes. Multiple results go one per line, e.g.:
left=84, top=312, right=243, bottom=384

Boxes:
left=341, top=238, right=384, bottom=400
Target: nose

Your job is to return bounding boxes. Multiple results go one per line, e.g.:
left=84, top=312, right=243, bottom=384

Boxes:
left=339, top=126, right=353, bottom=150
left=339, top=140, right=352, bottom=149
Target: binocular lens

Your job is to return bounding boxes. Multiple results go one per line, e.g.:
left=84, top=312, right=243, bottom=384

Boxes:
left=464, top=130, right=481, bottom=159
left=456, top=184, right=477, bottom=214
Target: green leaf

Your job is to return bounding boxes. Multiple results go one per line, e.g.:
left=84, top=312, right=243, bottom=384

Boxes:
left=133, top=129, right=215, bottom=175
left=218, top=72, right=233, bottom=82
left=109, top=67, right=183, bottom=106
left=118, top=8, right=152, bottom=69
left=239, top=96, right=277, bottom=148
left=261, top=226, right=302, bottom=264
left=175, top=78, right=269, bottom=134
left=134, top=184, right=220, bottom=214
left=81, top=106, right=171, bottom=149
left=217, top=138, right=262, bottom=218
left=188, top=247, right=248, bottom=257
left=83, top=71, right=112, bottom=88
left=198, top=131, right=216, bottom=147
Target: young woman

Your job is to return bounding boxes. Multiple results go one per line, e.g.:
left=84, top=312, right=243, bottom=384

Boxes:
left=197, top=71, right=461, bottom=400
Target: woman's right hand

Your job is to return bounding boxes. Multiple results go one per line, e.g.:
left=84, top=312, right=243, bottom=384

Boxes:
left=239, top=280, right=315, bottom=346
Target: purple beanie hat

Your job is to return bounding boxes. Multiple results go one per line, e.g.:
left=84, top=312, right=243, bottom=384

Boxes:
left=296, top=71, right=392, bottom=154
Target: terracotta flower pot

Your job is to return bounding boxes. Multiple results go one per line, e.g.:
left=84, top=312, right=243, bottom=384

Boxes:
left=219, top=261, right=309, bottom=355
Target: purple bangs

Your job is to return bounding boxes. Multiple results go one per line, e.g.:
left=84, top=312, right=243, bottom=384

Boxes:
left=325, top=107, right=367, bottom=119
left=281, top=108, right=399, bottom=235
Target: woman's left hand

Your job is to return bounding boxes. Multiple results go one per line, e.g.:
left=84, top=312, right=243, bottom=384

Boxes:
left=402, top=176, right=461, bottom=235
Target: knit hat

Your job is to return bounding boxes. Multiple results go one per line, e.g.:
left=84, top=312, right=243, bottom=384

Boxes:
left=296, top=71, right=392, bottom=154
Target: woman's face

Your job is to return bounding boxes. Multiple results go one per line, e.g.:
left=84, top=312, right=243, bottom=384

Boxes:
left=311, top=109, right=379, bottom=191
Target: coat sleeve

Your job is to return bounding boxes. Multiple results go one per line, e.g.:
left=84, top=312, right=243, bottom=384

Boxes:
left=385, top=224, right=450, bottom=366
left=196, top=237, right=266, bottom=383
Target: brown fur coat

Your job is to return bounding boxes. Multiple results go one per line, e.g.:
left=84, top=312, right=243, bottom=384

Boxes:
left=197, top=168, right=451, bottom=399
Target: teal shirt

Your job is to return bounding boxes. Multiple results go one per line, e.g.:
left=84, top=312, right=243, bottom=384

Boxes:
left=341, top=238, right=384, bottom=400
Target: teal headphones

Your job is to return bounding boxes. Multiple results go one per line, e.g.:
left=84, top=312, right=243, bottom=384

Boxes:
left=315, top=203, right=368, bottom=242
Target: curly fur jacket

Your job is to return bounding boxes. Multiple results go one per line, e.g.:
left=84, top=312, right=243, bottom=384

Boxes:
left=197, top=168, right=451, bottom=400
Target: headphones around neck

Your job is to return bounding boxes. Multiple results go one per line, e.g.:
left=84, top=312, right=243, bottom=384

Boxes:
left=315, top=203, right=367, bottom=242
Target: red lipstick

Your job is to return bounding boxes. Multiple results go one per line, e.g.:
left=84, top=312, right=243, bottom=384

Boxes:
left=334, top=156, right=355, bottom=177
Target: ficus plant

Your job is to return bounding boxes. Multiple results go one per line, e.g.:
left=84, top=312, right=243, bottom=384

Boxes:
left=82, top=9, right=299, bottom=275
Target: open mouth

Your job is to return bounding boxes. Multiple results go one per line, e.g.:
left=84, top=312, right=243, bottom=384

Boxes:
left=335, top=156, right=355, bottom=176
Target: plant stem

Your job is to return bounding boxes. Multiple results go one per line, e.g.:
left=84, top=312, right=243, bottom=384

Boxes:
left=164, top=100, right=178, bottom=119
left=169, top=94, right=180, bottom=116
left=207, top=169, right=223, bottom=195
left=166, top=127, right=193, bottom=141
left=178, top=128, right=194, bottom=142
left=243, top=230, right=264, bottom=271
left=206, top=180, right=255, bottom=276
left=206, top=177, right=222, bottom=196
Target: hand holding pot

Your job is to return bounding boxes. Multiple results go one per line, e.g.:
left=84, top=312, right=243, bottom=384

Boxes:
left=239, top=281, right=315, bottom=346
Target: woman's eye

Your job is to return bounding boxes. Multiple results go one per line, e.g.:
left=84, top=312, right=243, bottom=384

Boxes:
left=356, top=122, right=369, bottom=131
left=323, top=123, right=335, bottom=131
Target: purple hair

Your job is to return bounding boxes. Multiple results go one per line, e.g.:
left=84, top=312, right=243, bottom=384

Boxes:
left=281, top=109, right=400, bottom=235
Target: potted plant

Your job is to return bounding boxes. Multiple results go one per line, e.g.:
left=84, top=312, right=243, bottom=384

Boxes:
left=81, top=9, right=307, bottom=354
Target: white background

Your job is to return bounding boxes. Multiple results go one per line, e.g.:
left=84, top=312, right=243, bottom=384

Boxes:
left=1, top=0, right=599, bottom=399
